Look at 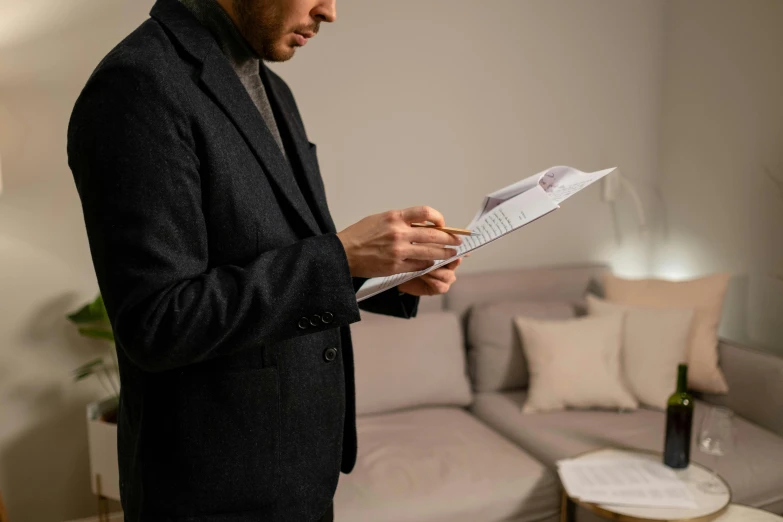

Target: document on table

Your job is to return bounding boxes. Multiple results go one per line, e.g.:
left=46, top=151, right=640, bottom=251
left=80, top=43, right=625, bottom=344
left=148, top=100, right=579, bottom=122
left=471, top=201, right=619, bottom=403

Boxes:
left=557, top=456, right=697, bottom=509
left=355, top=166, right=616, bottom=302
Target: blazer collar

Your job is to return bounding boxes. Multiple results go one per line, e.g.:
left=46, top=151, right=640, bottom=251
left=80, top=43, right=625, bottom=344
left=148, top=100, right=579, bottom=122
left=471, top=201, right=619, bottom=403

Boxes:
left=150, top=0, right=213, bottom=62
left=150, top=0, right=322, bottom=236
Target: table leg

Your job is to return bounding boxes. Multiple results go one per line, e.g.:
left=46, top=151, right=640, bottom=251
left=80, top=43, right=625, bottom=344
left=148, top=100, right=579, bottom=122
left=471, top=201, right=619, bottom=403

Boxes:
left=560, top=490, right=576, bottom=522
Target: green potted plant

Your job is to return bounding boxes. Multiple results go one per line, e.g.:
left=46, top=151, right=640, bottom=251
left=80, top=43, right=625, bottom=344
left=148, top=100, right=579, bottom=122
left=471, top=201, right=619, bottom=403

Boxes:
left=68, top=294, right=121, bottom=501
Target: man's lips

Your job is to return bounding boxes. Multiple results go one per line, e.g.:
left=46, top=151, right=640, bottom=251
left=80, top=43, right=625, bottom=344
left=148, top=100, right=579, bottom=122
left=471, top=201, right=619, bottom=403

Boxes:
left=293, top=31, right=315, bottom=46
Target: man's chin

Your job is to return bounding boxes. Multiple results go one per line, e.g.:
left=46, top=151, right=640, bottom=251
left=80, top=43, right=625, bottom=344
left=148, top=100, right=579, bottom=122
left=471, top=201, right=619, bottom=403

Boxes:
left=263, top=44, right=297, bottom=63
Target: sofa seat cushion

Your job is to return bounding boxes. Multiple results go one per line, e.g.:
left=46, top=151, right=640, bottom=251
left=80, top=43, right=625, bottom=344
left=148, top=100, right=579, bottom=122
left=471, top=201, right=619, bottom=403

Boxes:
left=471, top=392, right=783, bottom=513
left=334, top=407, right=560, bottom=522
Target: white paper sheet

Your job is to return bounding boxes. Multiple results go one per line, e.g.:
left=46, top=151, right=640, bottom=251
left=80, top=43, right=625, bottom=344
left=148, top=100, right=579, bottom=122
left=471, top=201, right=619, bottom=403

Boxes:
left=557, top=457, right=697, bottom=509
left=356, top=166, right=616, bottom=302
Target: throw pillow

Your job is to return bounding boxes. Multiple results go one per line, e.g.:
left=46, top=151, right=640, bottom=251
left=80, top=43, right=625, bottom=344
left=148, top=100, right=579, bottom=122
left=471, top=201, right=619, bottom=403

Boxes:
left=514, top=314, right=638, bottom=413
left=603, top=273, right=730, bottom=393
left=467, top=301, right=577, bottom=392
left=587, top=295, right=693, bottom=409
left=351, top=312, right=472, bottom=416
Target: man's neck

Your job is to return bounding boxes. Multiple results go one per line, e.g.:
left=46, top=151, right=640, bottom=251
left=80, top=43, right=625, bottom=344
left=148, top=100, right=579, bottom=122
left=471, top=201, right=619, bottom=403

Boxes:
left=213, top=0, right=240, bottom=32
left=177, top=0, right=258, bottom=71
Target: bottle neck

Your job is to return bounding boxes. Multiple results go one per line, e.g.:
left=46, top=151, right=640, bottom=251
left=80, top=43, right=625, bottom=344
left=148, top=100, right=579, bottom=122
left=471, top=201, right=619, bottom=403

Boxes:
left=676, top=365, right=688, bottom=393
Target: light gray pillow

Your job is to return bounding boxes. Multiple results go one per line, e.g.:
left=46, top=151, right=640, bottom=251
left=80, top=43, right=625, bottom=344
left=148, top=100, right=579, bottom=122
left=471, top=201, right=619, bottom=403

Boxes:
left=467, top=301, right=576, bottom=392
left=351, top=311, right=472, bottom=416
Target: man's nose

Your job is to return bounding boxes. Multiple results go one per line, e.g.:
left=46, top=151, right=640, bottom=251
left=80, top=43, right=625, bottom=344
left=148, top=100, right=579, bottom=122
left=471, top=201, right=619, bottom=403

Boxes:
left=313, top=0, right=336, bottom=23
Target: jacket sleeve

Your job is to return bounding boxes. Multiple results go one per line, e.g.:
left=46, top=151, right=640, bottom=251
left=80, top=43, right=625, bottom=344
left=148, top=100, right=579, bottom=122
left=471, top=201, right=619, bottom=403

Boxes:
left=353, top=279, right=419, bottom=318
left=67, top=63, right=360, bottom=373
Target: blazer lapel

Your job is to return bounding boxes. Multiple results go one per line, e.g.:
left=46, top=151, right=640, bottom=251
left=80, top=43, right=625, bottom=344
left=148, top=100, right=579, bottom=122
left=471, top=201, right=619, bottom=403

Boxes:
left=151, top=0, right=321, bottom=237
left=199, top=52, right=320, bottom=236
left=261, top=65, right=337, bottom=234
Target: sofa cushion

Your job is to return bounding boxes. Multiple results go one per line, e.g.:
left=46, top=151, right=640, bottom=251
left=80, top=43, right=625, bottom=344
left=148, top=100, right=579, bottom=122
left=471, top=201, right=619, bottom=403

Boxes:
left=603, top=273, right=731, bottom=394
left=445, top=264, right=607, bottom=319
left=470, top=391, right=783, bottom=513
left=467, top=300, right=576, bottom=392
left=515, top=314, right=638, bottom=413
left=587, top=294, right=693, bottom=410
left=333, top=407, right=560, bottom=522
left=352, top=312, right=472, bottom=416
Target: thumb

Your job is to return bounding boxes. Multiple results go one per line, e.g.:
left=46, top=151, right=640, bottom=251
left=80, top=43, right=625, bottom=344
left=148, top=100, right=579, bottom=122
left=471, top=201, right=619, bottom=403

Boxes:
left=400, top=206, right=446, bottom=227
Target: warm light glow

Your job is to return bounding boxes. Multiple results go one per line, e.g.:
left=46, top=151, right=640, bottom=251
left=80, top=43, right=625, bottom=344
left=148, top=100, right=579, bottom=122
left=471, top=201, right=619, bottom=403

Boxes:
left=654, top=257, right=697, bottom=281
left=595, top=235, right=652, bottom=279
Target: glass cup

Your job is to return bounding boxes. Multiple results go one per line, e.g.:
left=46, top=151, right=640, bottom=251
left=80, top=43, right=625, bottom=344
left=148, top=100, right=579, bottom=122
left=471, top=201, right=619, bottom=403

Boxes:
left=697, top=406, right=734, bottom=494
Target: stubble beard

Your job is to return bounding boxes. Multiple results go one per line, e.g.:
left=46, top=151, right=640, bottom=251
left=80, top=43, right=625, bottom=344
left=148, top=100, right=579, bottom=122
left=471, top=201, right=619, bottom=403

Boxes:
left=233, top=0, right=293, bottom=62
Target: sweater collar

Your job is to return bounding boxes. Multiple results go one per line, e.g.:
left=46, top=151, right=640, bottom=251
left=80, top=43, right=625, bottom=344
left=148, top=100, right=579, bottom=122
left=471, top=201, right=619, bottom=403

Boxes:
left=177, top=0, right=260, bottom=77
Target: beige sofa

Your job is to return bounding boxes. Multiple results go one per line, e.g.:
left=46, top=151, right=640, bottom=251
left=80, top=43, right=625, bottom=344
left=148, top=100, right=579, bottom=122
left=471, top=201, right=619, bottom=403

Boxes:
left=334, top=264, right=783, bottom=522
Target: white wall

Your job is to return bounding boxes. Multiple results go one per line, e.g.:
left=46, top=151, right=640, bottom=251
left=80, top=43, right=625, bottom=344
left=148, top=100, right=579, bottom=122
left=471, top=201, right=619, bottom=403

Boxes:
left=0, top=2, right=155, bottom=520
left=0, top=1, right=667, bottom=520
left=655, top=0, right=783, bottom=347
left=655, top=0, right=783, bottom=279
left=272, top=0, right=666, bottom=276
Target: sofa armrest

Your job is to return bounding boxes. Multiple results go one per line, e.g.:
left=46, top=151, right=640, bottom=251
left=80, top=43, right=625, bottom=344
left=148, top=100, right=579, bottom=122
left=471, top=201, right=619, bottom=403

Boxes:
left=697, top=339, right=783, bottom=438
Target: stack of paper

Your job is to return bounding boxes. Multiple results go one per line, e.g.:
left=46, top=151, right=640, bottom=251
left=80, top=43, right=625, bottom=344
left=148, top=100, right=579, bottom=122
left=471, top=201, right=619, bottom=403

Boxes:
left=557, top=455, right=697, bottom=509
left=356, top=166, right=616, bottom=302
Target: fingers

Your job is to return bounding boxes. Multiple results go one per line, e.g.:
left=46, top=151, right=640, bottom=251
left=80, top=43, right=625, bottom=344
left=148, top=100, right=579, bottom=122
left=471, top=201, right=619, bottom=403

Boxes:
left=445, top=258, right=463, bottom=269
left=420, top=270, right=455, bottom=293
left=400, top=206, right=445, bottom=227
left=403, top=244, right=459, bottom=262
left=426, top=279, right=450, bottom=294
left=407, top=227, right=463, bottom=246
left=420, top=257, right=462, bottom=273
left=418, top=258, right=461, bottom=293
left=399, top=260, right=434, bottom=273
left=424, top=267, right=457, bottom=284
left=404, top=256, right=461, bottom=279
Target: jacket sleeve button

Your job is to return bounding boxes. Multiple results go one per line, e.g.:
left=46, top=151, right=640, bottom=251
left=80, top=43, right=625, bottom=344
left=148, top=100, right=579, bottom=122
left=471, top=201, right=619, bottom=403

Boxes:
left=321, top=312, right=334, bottom=324
left=298, top=317, right=310, bottom=330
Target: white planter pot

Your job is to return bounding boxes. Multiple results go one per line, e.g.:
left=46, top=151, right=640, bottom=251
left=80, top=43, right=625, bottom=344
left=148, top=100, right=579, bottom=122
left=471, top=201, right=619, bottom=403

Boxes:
left=86, top=397, right=121, bottom=501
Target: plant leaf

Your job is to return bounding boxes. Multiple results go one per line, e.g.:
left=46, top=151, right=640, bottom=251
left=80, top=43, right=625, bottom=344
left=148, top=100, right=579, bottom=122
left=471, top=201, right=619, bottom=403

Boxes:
left=72, top=358, right=105, bottom=380
left=77, top=327, right=115, bottom=342
left=67, top=294, right=110, bottom=324
left=74, top=370, right=94, bottom=381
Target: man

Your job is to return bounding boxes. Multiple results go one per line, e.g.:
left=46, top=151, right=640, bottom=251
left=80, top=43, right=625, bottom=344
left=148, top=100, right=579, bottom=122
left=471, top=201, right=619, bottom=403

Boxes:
left=67, top=0, right=463, bottom=520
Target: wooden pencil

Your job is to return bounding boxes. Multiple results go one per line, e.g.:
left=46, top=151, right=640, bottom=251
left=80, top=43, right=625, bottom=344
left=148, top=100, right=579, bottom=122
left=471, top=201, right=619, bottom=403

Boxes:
left=410, top=223, right=476, bottom=236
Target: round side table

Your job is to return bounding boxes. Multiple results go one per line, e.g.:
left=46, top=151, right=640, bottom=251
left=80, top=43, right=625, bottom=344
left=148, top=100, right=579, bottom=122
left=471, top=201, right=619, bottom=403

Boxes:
left=714, top=505, right=783, bottom=521
left=559, top=448, right=731, bottom=522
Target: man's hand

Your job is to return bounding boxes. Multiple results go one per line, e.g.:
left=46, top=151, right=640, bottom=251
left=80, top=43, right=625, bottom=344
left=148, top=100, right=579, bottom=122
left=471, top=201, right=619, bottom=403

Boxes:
left=337, top=206, right=462, bottom=279
left=397, top=258, right=463, bottom=296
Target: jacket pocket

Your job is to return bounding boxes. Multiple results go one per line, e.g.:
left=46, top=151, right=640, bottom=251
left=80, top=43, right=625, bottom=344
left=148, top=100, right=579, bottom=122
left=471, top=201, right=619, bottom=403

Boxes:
left=148, top=366, right=282, bottom=514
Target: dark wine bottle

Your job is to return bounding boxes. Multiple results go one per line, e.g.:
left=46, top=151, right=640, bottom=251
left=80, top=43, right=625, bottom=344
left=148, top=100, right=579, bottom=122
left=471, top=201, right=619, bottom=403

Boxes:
left=663, top=364, right=694, bottom=469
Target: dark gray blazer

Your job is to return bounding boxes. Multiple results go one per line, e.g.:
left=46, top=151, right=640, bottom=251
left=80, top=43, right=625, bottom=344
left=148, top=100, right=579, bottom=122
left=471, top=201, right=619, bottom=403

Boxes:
left=67, top=0, right=418, bottom=520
